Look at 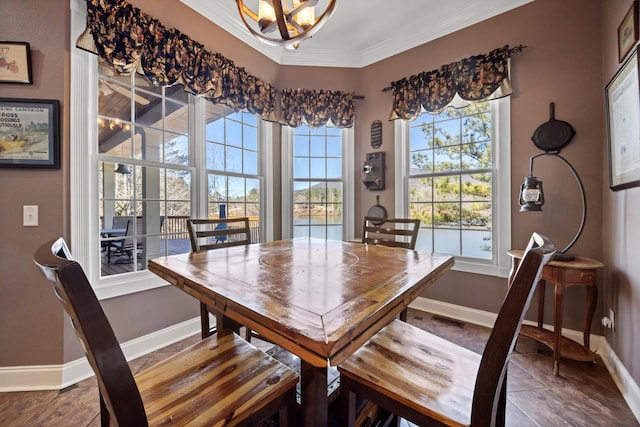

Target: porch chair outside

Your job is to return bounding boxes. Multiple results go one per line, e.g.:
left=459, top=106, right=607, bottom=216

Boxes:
left=104, top=217, right=131, bottom=263
left=338, top=232, right=555, bottom=427
left=187, top=217, right=253, bottom=340
left=34, top=237, right=298, bottom=427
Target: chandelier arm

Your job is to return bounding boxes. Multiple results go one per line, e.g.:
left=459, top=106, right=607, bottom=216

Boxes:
left=271, top=0, right=292, bottom=41
left=286, top=15, right=304, bottom=34
left=290, top=0, right=318, bottom=17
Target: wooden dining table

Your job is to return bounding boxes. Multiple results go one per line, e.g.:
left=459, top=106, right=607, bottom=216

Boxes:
left=148, top=237, right=454, bottom=427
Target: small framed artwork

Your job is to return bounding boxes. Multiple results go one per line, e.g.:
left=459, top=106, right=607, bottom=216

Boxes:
left=0, top=42, right=32, bottom=84
left=605, top=47, right=640, bottom=191
left=0, top=98, right=60, bottom=169
left=618, top=1, right=639, bottom=63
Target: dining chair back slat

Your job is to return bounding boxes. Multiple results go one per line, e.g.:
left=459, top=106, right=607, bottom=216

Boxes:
left=362, top=216, right=420, bottom=250
left=187, top=217, right=251, bottom=252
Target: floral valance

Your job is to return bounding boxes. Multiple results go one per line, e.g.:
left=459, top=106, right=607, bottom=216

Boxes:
left=388, top=45, right=512, bottom=121
left=280, top=89, right=355, bottom=128
left=76, top=0, right=355, bottom=128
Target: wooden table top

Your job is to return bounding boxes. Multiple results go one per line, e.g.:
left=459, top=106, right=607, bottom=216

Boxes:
left=149, top=238, right=454, bottom=367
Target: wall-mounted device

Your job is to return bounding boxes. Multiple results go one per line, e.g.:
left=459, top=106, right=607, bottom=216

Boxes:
left=362, top=152, right=385, bottom=191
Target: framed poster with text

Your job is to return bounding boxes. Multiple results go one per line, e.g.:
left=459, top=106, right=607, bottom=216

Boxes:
left=0, top=98, right=60, bottom=168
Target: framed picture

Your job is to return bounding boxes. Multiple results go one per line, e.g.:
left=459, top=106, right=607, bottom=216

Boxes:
left=0, top=98, right=60, bottom=169
left=0, top=42, right=32, bottom=84
left=606, top=47, right=640, bottom=191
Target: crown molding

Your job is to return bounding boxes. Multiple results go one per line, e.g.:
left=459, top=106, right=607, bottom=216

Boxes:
left=180, top=0, right=533, bottom=68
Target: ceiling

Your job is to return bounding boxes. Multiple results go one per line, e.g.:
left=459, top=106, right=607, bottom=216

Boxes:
left=179, top=0, right=533, bottom=68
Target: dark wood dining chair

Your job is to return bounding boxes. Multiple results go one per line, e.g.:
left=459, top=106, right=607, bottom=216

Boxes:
left=187, top=217, right=251, bottom=252
left=362, top=216, right=420, bottom=250
left=362, top=216, right=420, bottom=321
left=338, top=232, right=555, bottom=427
left=187, top=218, right=253, bottom=340
left=34, top=237, right=298, bottom=427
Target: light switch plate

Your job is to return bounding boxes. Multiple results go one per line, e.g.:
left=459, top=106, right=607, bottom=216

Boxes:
left=23, top=205, right=38, bottom=226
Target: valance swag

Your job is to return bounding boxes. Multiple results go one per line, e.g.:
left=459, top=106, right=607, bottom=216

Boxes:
left=388, top=45, right=512, bottom=121
left=280, top=89, right=355, bottom=128
left=76, top=0, right=355, bottom=128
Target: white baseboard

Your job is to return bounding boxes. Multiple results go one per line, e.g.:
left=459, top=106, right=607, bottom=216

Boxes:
left=599, top=337, right=640, bottom=422
left=0, top=317, right=200, bottom=392
left=409, top=297, right=640, bottom=424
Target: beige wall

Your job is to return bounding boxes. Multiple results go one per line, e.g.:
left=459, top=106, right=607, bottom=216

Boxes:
left=0, top=0, right=69, bottom=366
left=602, top=0, right=640, bottom=387
left=358, top=0, right=604, bottom=321
left=1, top=0, right=636, bottom=389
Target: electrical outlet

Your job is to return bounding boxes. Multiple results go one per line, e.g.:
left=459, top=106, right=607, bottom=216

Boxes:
left=601, top=309, right=616, bottom=331
left=610, top=308, right=615, bottom=331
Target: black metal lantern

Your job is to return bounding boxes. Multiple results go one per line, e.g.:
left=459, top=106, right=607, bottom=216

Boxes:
left=518, top=175, right=544, bottom=211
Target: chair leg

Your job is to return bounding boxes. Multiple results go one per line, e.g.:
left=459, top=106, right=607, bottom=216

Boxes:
left=99, top=392, right=110, bottom=427
left=399, top=308, right=408, bottom=322
left=200, top=302, right=212, bottom=339
left=496, top=376, right=507, bottom=427
left=242, top=326, right=252, bottom=342
left=277, top=389, right=298, bottom=427
left=338, top=377, right=357, bottom=427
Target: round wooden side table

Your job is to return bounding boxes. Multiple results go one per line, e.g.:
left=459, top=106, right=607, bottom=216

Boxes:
left=507, top=250, right=604, bottom=375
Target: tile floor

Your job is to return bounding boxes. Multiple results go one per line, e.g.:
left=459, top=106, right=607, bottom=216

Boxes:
left=0, top=309, right=638, bottom=426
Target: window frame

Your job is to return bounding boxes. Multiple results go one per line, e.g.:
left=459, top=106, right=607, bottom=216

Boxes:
left=281, top=125, right=355, bottom=241
left=394, top=97, right=511, bottom=278
left=195, top=102, right=273, bottom=244
left=71, top=51, right=197, bottom=299
left=71, top=0, right=273, bottom=298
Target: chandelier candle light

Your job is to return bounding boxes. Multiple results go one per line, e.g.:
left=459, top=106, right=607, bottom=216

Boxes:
left=236, top=0, right=338, bottom=49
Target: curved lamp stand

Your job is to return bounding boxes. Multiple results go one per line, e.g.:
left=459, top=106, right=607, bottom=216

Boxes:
left=520, top=152, right=586, bottom=261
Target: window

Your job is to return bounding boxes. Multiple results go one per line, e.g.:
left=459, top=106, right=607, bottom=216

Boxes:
left=282, top=125, right=354, bottom=241
left=204, top=105, right=263, bottom=243
left=395, top=98, right=511, bottom=277
left=97, top=63, right=192, bottom=277
left=71, top=1, right=272, bottom=297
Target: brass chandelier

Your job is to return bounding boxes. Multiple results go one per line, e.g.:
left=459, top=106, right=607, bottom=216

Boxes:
left=236, top=0, right=338, bottom=49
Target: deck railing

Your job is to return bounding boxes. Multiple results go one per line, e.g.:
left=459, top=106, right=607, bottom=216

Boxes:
left=101, top=215, right=261, bottom=243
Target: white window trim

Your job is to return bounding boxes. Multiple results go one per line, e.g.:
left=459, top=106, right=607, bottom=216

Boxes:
left=281, top=125, right=355, bottom=241
left=71, top=0, right=274, bottom=298
left=71, top=0, right=173, bottom=299
left=394, top=97, right=511, bottom=278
